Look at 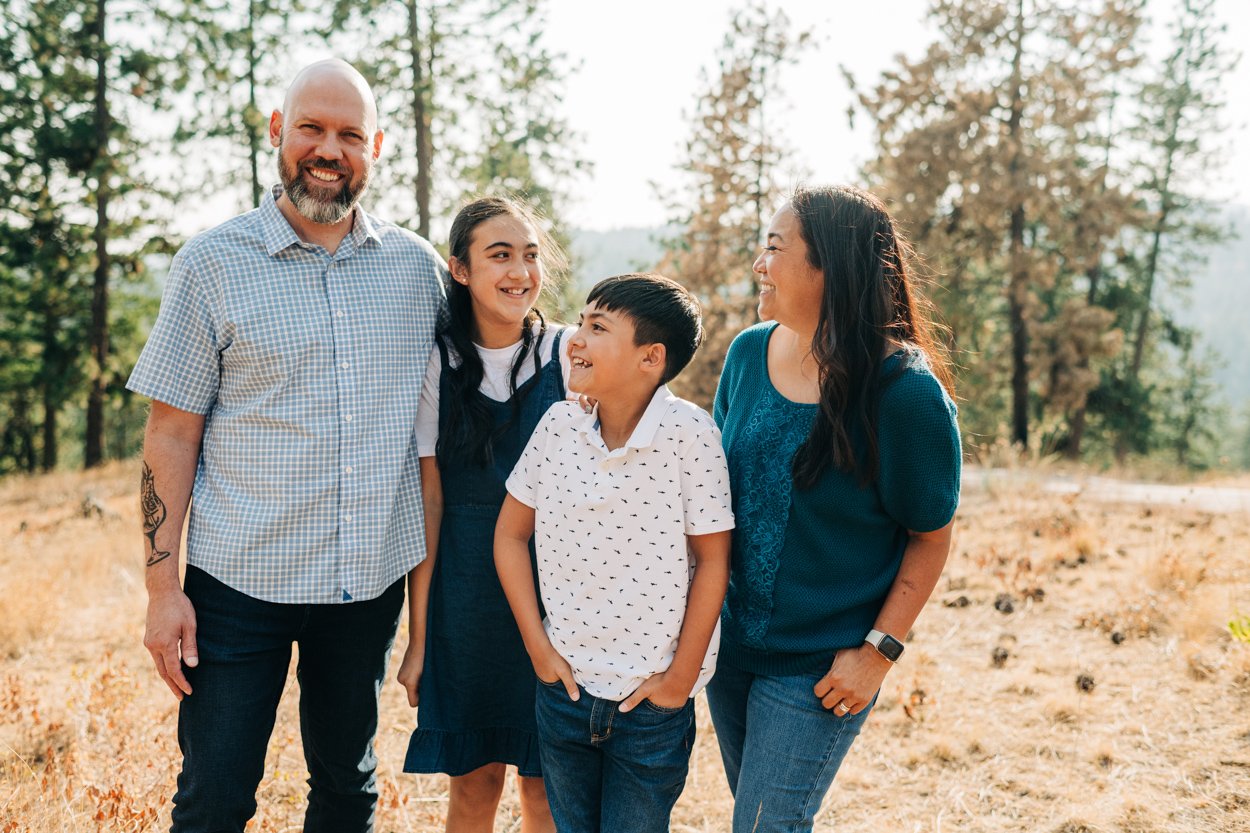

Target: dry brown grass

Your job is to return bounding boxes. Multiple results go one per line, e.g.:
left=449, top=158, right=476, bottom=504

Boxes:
left=2, top=463, right=1250, bottom=832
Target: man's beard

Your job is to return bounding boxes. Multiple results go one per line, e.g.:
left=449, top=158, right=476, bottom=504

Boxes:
left=278, top=144, right=370, bottom=225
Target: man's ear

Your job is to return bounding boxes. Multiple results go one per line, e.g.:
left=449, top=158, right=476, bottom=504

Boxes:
left=268, top=110, right=283, bottom=148
left=641, top=342, right=667, bottom=378
left=372, top=129, right=384, bottom=160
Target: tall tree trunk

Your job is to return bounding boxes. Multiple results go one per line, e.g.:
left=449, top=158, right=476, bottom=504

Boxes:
left=37, top=100, right=60, bottom=472
left=1065, top=91, right=1117, bottom=460
left=409, top=0, right=432, bottom=239
left=247, top=0, right=262, bottom=207
left=41, top=371, right=58, bottom=472
left=1006, top=0, right=1029, bottom=448
left=9, top=392, right=38, bottom=474
left=86, top=0, right=110, bottom=468
left=1116, top=109, right=1177, bottom=462
left=1130, top=189, right=1172, bottom=382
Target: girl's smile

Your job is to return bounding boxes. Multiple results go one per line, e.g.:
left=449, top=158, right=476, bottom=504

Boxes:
left=450, top=214, right=544, bottom=348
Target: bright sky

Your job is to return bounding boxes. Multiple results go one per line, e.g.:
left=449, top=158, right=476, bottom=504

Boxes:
left=201, top=0, right=1250, bottom=234
left=541, top=0, right=1250, bottom=231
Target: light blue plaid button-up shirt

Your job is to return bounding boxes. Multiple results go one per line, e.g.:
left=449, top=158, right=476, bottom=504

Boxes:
left=127, top=186, right=448, bottom=604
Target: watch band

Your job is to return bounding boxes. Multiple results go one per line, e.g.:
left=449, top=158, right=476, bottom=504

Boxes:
left=864, top=628, right=904, bottom=662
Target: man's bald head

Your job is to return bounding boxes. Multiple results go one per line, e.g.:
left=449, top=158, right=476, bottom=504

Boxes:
left=282, top=59, right=379, bottom=133
left=269, top=59, right=384, bottom=227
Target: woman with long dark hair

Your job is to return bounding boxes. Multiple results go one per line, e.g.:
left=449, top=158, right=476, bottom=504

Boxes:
left=708, top=185, right=961, bottom=832
left=398, top=196, right=572, bottom=832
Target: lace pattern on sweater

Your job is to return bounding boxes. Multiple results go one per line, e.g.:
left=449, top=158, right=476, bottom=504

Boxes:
left=723, top=384, right=813, bottom=650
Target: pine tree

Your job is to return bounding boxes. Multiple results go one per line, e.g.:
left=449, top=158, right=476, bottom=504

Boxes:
left=851, top=0, right=1143, bottom=451
left=169, top=0, right=309, bottom=209
left=27, top=0, right=174, bottom=467
left=1110, top=0, right=1236, bottom=460
left=328, top=0, right=584, bottom=243
left=655, top=1, right=808, bottom=408
left=0, top=0, right=99, bottom=472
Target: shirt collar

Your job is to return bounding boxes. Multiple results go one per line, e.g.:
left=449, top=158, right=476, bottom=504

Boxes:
left=260, top=184, right=380, bottom=257
left=575, top=385, right=678, bottom=454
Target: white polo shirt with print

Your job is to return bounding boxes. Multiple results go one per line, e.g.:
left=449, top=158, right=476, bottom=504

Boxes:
left=506, top=385, right=736, bottom=701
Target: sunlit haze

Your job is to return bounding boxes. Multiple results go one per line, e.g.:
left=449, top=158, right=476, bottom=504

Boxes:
left=192, top=0, right=1250, bottom=235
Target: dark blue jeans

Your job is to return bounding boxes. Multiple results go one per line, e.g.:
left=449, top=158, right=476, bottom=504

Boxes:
left=534, top=679, right=695, bottom=833
left=171, top=566, right=405, bottom=833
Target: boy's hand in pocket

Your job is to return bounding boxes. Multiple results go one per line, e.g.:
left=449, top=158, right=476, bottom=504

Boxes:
left=534, top=644, right=580, bottom=701
left=618, top=671, right=688, bottom=713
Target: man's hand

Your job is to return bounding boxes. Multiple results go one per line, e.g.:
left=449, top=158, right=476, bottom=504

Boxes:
left=140, top=402, right=205, bottom=700
left=618, top=670, right=689, bottom=713
left=144, top=589, right=198, bottom=700
left=396, top=644, right=424, bottom=708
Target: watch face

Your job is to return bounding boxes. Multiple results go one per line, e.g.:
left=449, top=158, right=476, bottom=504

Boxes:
left=878, top=635, right=904, bottom=662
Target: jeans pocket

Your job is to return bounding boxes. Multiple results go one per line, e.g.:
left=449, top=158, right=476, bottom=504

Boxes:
left=640, top=698, right=690, bottom=716
left=537, top=677, right=563, bottom=688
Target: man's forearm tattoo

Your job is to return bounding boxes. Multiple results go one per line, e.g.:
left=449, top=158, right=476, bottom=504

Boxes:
left=141, top=461, right=172, bottom=567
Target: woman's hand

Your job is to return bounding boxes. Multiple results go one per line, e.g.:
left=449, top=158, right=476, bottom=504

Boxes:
left=813, top=644, right=892, bottom=716
left=396, top=643, right=424, bottom=708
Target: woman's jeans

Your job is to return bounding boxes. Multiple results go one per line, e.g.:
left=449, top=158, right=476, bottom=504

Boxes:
left=171, top=566, right=405, bottom=833
left=706, top=661, right=874, bottom=833
left=534, top=679, right=696, bottom=833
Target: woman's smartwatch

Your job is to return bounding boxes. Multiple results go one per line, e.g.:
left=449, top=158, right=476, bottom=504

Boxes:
left=864, top=628, right=905, bottom=662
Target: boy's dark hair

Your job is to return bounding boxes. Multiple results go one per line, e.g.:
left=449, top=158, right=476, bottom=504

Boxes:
left=585, top=273, right=703, bottom=384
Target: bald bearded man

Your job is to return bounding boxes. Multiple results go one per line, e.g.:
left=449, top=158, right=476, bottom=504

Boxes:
left=127, top=60, right=447, bottom=832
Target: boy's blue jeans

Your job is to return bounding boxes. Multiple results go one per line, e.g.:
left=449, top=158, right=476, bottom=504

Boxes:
left=171, top=566, right=404, bottom=833
left=706, top=661, right=874, bottom=833
left=534, top=679, right=695, bottom=833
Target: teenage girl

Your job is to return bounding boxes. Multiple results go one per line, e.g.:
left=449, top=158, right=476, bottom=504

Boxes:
left=399, top=196, right=573, bottom=833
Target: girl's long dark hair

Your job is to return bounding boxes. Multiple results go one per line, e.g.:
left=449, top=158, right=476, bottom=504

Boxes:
left=436, top=196, right=567, bottom=469
left=790, top=185, right=953, bottom=489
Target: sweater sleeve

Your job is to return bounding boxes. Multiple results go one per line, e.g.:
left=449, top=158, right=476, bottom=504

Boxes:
left=715, top=326, right=759, bottom=430
left=875, top=365, right=961, bottom=532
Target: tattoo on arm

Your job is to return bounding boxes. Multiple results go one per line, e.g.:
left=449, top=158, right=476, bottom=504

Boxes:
left=141, top=461, right=172, bottom=567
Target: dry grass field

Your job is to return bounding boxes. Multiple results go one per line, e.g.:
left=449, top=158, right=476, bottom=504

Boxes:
left=2, top=461, right=1249, bottom=832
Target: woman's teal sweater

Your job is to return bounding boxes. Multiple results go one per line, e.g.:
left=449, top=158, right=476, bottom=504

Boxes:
left=713, top=323, right=961, bottom=676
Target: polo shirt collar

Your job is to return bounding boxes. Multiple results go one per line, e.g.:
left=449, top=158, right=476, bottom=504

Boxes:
left=576, top=385, right=678, bottom=454
left=260, top=184, right=380, bottom=256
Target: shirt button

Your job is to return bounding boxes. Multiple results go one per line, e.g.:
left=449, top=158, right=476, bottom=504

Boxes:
left=344, top=513, right=353, bottom=522
left=344, top=466, right=353, bottom=474
left=336, top=310, right=345, bottom=318
left=340, top=361, right=350, bottom=370
left=344, top=414, right=353, bottom=422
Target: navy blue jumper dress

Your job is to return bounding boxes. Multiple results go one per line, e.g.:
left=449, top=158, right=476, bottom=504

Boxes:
left=403, top=329, right=566, bottom=778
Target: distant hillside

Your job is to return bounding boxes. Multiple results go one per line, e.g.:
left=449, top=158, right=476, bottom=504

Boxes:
left=569, top=226, right=673, bottom=288
left=1174, top=203, right=1250, bottom=408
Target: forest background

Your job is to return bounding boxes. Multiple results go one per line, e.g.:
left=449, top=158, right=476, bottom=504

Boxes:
left=4, top=2, right=1250, bottom=831
left=1, top=0, right=1248, bottom=476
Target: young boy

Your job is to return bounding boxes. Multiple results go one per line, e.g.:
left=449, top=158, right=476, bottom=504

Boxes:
left=495, top=273, right=735, bottom=832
